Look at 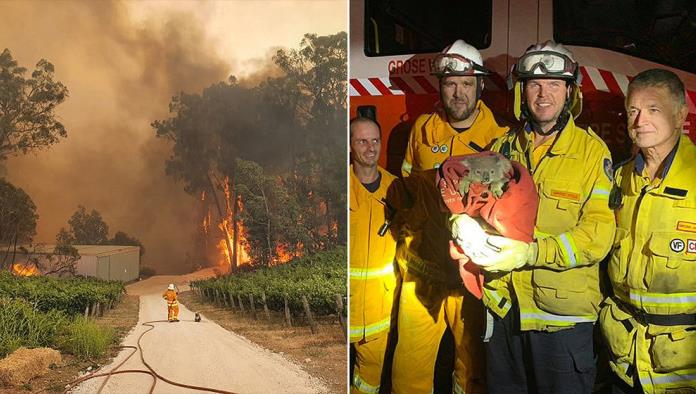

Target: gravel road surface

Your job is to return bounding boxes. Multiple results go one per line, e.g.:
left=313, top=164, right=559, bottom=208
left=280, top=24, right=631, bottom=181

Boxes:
left=71, top=272, right=329, bottom=394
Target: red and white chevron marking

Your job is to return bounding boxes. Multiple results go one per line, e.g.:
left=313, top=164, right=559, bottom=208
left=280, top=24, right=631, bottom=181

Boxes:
left=350, top=66, right=696, bottom=115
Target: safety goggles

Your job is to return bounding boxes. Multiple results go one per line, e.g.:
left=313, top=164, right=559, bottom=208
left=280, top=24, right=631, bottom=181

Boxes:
left=432, top=54, right=490, bottom=76
left=515, top=51, right=577, bottom=78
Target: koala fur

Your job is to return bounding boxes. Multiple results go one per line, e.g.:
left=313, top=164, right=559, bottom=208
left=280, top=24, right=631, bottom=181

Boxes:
left=458, top=154, right=513, bottom=198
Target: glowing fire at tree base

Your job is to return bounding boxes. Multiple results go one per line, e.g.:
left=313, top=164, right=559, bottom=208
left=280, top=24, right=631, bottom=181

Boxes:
left=11, top=263, right=40, bottom=276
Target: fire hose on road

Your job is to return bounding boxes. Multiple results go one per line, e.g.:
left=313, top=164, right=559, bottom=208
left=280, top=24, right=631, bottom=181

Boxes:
left=57, top=319, right=238, bottom=394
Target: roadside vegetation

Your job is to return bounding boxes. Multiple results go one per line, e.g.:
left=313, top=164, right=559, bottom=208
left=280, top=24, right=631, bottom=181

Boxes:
left=0, top=272, right=124, bottom=359
left=192, top=247, right=346, bottom=316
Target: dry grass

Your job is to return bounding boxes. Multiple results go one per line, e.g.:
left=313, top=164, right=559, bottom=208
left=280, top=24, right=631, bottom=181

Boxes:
left=178, top=291, right=347, bottom=394
left=0, top=294, right=140, bottom=394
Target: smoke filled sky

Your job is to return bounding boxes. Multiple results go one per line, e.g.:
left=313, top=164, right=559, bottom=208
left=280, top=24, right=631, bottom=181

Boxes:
left=1, top=0, right=346, bottom=274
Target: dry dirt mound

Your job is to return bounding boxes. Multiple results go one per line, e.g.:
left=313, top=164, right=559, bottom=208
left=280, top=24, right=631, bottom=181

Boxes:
left=0, top=347, right=61, bottom=387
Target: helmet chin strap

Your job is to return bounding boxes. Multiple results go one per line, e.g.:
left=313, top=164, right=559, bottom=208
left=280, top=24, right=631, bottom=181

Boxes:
left=475, top=76, right=483, bottom=102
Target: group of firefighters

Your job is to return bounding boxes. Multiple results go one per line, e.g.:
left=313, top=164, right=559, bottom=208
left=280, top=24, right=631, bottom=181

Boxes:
left=350, top=39, right=695, bottom=393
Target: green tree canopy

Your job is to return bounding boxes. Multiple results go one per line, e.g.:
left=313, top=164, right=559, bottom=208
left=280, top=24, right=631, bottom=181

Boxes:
left=0, top=178, right=38, bottom=269
left=0, top=48, right=68, bottom=161
left=110, top=231, right=145, bottom=257
left=0, top=178, right=37, bottom=246
left=57, top=205, right=109, bottom=245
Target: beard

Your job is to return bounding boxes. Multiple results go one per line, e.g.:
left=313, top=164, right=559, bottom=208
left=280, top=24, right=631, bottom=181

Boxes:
left=443, top=94, right=477, bottom=123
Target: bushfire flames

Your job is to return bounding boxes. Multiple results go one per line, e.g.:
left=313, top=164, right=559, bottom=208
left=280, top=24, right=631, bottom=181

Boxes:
left=202, top=177, right=305, bottom=270
left=11, top=263, right=39, bottom=276
left=273, top=242, right=303, bottom=265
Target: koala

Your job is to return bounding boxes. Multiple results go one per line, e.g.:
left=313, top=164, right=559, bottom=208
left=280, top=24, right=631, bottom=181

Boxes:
left=458, top=154, right=513, bottom=198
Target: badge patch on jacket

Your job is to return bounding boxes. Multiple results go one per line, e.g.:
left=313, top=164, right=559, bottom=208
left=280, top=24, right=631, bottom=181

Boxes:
left=670, top=238, right=685, bottom=253
left=677, top=221, right=696, bottom=233
left=688, top=239, right=696, bottom=254
left=550, top=190, right=581, bottom=201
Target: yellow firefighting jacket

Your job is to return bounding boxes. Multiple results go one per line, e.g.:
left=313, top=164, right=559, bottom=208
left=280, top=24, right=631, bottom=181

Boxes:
left=600, top=135, right=696, bottom=392
left=401, top=100, right=508, bottom=176
left=162, top=290, right=178, bottom=304
left=487, top=117, right=615, bottom=331
left=394, top=169, right=463, bottom=287
left=349, top=166, right=400, bottom=343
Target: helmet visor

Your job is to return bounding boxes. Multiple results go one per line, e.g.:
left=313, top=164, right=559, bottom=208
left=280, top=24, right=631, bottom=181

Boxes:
left=516, top=51, right=577, bottom=78
left=433, top=54, right=489, bottom=76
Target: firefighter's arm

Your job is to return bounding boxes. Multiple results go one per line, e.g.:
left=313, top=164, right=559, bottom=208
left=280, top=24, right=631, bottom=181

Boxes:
left=401, top=121, right=419, bottom=177
left=533, top=153, right=616, bottom=271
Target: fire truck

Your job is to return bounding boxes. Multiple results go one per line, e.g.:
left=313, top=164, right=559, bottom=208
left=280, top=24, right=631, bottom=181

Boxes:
left=349, top=0, right=696, bottom=175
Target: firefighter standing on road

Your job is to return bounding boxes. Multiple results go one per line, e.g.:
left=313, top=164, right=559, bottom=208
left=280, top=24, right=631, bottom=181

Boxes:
left=392, top=39, right=507, bottom=394
left=163, top=283, right=180, bottom=322
left=600, top=69, right=696, bottom=393
left=349, top=117, right=401, bottom=394
left=451, top=41, right=616, bottom=393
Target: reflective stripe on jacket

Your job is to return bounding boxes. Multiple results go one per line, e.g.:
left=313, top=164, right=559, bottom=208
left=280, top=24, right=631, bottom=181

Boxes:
left=349, top=166, right=399, bottom=343
left=401, top=101, right=508, bottom=177
left=600, top=135, right=696, bottom=392
left=488, top=117, right=615, bottom=331
left=611, top=135, right=696, bottom=316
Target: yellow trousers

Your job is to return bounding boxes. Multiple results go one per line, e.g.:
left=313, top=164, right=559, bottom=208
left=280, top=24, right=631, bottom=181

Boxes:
left=167, top=301, right=179, bottom=321
left=352, top=334, right=389, bottom=394
left=392, top=272, right=485, bottom=394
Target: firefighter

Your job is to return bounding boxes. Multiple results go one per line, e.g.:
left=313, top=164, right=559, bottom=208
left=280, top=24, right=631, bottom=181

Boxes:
left=600, top=69, right=695, bottom=393
left=162, top=283, right=179, bottom=322
left=349, top=116, right=401, bottom=394
left=401, top=38, right=508, bottom=177
left=450, top=41, right=616, bottom=393
left=391, top=39, right=507, bottom=394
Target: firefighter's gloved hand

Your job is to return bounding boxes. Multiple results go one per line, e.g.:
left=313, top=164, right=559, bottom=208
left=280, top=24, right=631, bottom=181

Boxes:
left=475, top=236, right=538, bottom=272
left=449, top=214, right=497, bottom=262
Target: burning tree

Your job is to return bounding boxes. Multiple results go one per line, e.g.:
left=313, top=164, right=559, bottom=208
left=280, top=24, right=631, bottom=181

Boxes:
left=234, top=158, right=308, bottom=266
left=153, top=32, right=347, bottom=270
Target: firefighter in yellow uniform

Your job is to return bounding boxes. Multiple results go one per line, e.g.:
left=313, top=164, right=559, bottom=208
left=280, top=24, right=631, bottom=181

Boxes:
left=350, top=117, right=400, bottom=394
left=162, top=283, right=179, bottom=322
left=392, top=39, right=507, bottom=394
left=401, top=40, right=507, bottom=178
left=451, top=42, right=616, bottom=393
left=600, top=69, right=696, bottom=393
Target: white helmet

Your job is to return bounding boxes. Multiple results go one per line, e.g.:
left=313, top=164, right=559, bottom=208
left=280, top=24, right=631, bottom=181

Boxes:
left=513, top=41, right=579, bottom=83
left=168, top=283, right=175, bottom=290
left=432, top=39, right=491, bottom=77
left=511, top=41, right=583, bottom=123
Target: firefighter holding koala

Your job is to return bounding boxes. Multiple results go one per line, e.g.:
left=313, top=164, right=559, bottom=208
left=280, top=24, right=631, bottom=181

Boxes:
left=450, top=41, right=615, bottom=393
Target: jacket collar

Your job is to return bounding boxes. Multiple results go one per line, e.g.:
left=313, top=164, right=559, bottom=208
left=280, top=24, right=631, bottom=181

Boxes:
left=424, top=100, right=495, bottom=146
left=516, top=114, right=580, bottom=158
left=350, top=165, right=388, bottom=209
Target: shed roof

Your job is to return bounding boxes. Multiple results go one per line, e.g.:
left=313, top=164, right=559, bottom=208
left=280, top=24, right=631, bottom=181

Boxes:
left=14, top=244, right=140, bottom=257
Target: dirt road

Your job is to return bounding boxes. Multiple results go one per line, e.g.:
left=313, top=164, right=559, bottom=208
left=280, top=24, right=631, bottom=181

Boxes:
left=71, top=272, right=329, bottom=394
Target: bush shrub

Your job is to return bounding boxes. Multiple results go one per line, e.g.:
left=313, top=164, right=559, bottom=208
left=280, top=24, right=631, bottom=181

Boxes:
left=58, top=316, right=114, bottom=359
left=0, top=298, right=68, bottom=357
